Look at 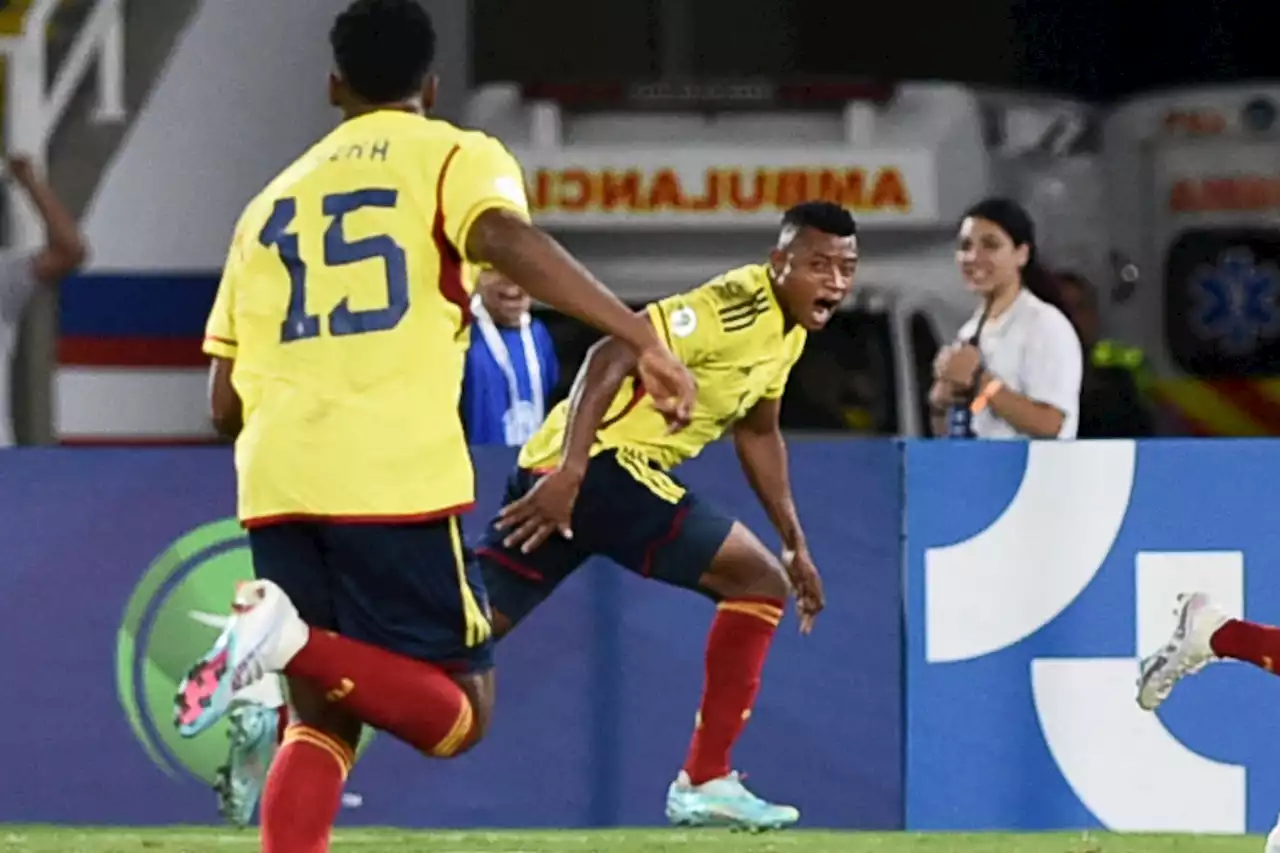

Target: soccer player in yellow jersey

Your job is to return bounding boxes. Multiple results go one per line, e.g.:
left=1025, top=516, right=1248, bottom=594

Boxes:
left=477, top=201, right=858, bottom=830
left=171, top=0, right=696, bottom=849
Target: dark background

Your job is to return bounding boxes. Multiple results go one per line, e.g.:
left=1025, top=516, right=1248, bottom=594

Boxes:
left=473, top=0, right=1280, bottom=101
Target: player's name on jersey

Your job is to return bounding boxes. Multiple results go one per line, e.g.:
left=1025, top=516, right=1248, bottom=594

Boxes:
left=527, top=166, right=912, bottom=217
left=326, top=138, right=393, bottom=163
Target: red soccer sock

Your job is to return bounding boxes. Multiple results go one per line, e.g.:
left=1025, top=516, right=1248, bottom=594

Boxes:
left=284, top=629, right=475, bottom=757
left=1210, top=619, right=1280, bottom=674
left=261, top=725, right=352, bottom=853
left=682, top=597, right=784, bottom=786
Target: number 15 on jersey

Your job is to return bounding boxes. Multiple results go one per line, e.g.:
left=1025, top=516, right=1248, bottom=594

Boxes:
left=260, top=188, right=410, bottom=343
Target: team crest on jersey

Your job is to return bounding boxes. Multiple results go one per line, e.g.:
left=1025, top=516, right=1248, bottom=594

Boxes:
left=671, top=305, right=698, bottom=338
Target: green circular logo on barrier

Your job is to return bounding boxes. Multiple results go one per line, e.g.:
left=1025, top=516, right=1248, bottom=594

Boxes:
left=116, top=519, right=372, bottom=783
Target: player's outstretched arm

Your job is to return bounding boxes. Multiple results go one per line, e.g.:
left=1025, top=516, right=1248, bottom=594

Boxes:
left=467, top=209, right=693, bottom=427
left=733, top=397, right=825, bottom=632
left=496, top=331, right=640, bottom=552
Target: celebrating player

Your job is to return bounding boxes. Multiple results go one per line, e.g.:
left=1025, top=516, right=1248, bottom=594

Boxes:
left=478, top=201, right=856, bottom=830
left=173, top=0, right=696, bottom=850
left=1138, top=592, right=1280, bottom=710
left=213, top=201, right=856, bottom=831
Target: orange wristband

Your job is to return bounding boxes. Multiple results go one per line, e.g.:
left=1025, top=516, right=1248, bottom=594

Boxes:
left=969, top=378, right=1004, bottom=414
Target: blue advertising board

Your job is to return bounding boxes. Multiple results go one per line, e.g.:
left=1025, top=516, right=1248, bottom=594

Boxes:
left=905, top=438, right=1280, bottom=834
left=0, top=439, right=903, bottom=828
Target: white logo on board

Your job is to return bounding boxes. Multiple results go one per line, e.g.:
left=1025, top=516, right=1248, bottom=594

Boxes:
left=923, top=440, right=1246, bottom=833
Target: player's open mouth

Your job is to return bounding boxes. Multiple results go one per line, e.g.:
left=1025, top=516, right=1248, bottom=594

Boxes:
left=811, top=297, right=840, bottom=321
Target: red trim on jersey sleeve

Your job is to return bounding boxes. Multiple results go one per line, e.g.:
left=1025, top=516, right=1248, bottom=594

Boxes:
left=432, top=143, right=471, bottom=333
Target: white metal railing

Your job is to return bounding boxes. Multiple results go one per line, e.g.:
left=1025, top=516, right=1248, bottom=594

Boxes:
left=0, top=0, right=124, bottom=247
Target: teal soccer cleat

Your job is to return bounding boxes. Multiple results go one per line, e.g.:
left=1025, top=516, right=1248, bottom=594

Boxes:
left=664, top=771, right=799, bottom=831
left=215, top=701, right=281, bottom=827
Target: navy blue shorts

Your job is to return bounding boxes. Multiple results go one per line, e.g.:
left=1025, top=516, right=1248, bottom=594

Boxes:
left=248, top=517, right=494, bottom=674
left=476, top=448, right=736, bottom=626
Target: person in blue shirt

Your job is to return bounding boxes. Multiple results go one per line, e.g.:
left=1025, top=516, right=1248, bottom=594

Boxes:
left=462, top=269, right=560, bottom=446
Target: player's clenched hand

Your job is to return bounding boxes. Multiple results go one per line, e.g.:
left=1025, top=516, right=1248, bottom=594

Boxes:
left=939, top=343, right=982, bottom=389
left=636, top=344, right=696, bottom=432
left=496, top=466, right=584, bottom=554
left=782, top=545, right=825, bottom=635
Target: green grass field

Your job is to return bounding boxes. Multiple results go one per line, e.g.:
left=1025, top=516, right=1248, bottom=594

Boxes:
left=0, top=828, right=1266, bottom=853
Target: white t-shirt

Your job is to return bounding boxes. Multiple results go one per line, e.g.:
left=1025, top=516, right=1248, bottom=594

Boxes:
left=956, top=288, right=1083, bottom=439
left=0, top=251, right=37, bottom=447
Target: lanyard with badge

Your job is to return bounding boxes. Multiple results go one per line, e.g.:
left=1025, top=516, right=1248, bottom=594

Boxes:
left=948, top=299, right=993, bottom=438
left=472, top=294, right=544, bottom=446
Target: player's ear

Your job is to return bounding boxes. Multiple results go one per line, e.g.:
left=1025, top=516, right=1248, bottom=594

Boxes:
left=327, top=71, right=342, bottom=108
left=421, top=75, right=439, bottom=113
left=768, top=248, right=788, bottom=282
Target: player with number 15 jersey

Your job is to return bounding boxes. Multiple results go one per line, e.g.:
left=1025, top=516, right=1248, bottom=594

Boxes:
left=203, top=109, right=523, bottom=524
left=176, top=1, right=697, bottom=848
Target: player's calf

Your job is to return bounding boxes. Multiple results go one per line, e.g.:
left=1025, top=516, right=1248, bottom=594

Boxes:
left=658, top=522, right=799, bottom=828
left=678, top=523, right=788, bottom=785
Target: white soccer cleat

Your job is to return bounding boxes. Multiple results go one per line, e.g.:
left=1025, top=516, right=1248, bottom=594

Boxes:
left=1136, top=592, right=1228, bottom=712
left=665, top=770, right=799, bottom=831
left=174, top=580, right=308, bottom=738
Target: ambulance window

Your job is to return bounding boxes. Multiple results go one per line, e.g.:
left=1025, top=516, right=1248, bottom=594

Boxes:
left=1165, top=228, right=1280, bottom=377
left=778, top=309, right=899, bottom=435
left=909, top=313, right=941, bottom=432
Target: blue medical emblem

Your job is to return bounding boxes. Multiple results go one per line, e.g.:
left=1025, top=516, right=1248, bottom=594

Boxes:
left=1189, top=247, right=1280, bottom=354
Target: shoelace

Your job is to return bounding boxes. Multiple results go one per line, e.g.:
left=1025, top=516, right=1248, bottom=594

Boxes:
left=231, top=658, right=266, bottom=691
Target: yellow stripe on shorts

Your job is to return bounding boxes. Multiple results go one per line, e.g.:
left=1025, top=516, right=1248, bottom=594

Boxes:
left=449, top=517, right=491, bottom=648
left=617, top=448, right=685, bottom=505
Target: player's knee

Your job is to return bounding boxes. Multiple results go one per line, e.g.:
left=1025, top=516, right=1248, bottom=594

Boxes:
left=434, top=671, right=494, bottom=758
left=703, top=524, right=791, bottom=601
left=742, top=558, right=791, bottom=601
left=490, top=608, right=514, bottom=641
left=431, top=695, right=490, bottom=758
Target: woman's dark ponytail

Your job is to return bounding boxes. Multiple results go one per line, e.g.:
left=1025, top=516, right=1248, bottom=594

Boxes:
left=1020, top=250, right=1065, bottom=313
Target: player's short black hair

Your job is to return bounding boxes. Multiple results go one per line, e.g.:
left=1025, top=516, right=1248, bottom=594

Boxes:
left=330, top=0, right=436, bottom=104
left=780, top=201, right=858, bottom=239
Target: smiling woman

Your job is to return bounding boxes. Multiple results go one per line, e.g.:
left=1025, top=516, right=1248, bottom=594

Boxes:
left=929, top=197, right=1083, bottom=440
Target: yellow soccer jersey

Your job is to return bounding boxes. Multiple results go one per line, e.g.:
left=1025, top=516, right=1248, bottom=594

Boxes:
left=519, top=263, right=806, bottom=472
left=204, top=110, right=530, bottom=525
